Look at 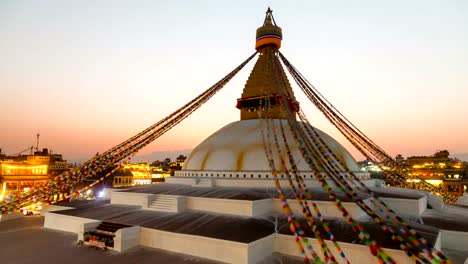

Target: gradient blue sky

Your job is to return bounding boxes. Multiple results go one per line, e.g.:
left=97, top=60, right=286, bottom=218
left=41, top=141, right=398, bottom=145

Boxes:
left=1, top=0, right=467, bottom=162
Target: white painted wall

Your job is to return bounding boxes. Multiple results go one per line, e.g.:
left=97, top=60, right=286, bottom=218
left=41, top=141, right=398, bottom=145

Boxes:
left=457, top=193, right=468, bottom=206
left=0, top=212, right=23, bottom=221
left=248, top=234, right=274, bottom=263
left=139, top=227, right=250, bottom=264
left=44, top=212, right=96, bottom=234
left=78, top=221, right=102, bottom=242
left=445, top=205, right=468, bottom=217
left=111, top=191, right=371, bottom=219
left=426, top=193, right=445, bottom=210
left=378, top=196, right=426, bottom=216
left=186, top=197, right=254, bottom=216
left=274, top=234, right=413, bottom=264
left=40, top=205, right=74, bottom=215
left=167, top=176, right=379, bottom=190
left=43, top=209, right=441, bottom=264
left=110, top=191, right=153, bottom=208
left=100, top=188, right=114, bottom=200
left=272, top=199, right=368, bottom=219
left=147, top=194, right=185, bottom=212
left=440, top=230, right=468, bottom=252
left=252, top=199, right=273, bottom=216
left=114, top=226, right=140, bottom=252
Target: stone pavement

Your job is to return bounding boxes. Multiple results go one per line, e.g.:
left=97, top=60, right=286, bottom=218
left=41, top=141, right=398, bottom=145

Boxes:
left=0, top=216, right=303, bottom=264
left=0, top=216, right=219, bottom=264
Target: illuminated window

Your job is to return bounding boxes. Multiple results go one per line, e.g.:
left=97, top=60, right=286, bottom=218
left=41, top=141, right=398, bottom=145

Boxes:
left=447, top=185, right=459, bottom=192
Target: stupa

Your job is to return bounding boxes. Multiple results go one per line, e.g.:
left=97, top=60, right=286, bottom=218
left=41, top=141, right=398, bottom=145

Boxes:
left=169, top=8, right=371, bottom=188
left=38, top=8, right=468, bottom=264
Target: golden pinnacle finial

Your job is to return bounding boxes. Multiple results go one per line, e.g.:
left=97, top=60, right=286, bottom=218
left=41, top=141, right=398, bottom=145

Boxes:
left=255, top=7, right=282, bottom=50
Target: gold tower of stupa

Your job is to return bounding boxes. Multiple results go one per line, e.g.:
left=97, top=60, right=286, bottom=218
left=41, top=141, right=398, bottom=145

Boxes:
left=236, top=8, right=299, bottom=120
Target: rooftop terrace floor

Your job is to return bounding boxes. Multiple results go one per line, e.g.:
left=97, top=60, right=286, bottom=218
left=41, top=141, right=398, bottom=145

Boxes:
left=118, top=183, right=424, bottom=202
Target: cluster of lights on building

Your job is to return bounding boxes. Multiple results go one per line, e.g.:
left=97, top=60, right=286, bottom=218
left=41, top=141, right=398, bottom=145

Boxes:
left=0, top=148, right=69, bottom=202
left=80, top=155, right=187, bottom=199
left=360, top=150, right=468, bottom=196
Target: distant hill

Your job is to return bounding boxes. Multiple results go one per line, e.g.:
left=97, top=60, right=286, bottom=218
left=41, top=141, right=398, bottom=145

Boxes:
left=133, top=149, right=193, bottom=163
left=453, top=153, right=468, bottom=162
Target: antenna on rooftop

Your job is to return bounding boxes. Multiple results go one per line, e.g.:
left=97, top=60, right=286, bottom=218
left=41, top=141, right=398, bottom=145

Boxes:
left=36, top=133, right=40, bottom=151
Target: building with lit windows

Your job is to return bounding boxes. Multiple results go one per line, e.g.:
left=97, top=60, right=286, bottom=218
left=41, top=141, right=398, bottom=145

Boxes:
left=0, top=148, right=69, bottom=200
left=123, top=163, right=152, bottom=185
left=404, top=150, right=467, bottom=196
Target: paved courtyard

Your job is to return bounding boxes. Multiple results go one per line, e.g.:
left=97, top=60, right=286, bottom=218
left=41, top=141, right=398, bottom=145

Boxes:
left=0, top=216, right=219, bottom=264
left=0, top=216, right=302, bottom=264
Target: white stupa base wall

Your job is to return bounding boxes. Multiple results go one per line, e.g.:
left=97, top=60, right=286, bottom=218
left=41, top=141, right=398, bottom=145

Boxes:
left=114, top=226, right=141, bottom=252
left=166, top=176, right=381, bottom=189
left=0, top=212, right=23, bottom=222
left=274, top=234, right=414, bottom=264
left=186, top=197, right=272, bottom=217
left=273, top=199, right=369, bottom=220
left=45, top=210, right=467, bottom=263
left=110, top=191, right=153, bottom=208
left=140, top=229, right=427, bottom=264
left=40, top=205, right=74, bottom=215
left=78, top=221, right=102, bottom=242
left=44, top=212, right=96, bottom=234
left=440, top=230, right=468, bottom=252
left=457, top=194, right=468, bottom=206
left=140, top=227, right=273, bottom=264
left=147, top=194, right=186, bottom=213
left=109, top=191, right=371, bottom=219
left=377, top=196, right=427, bottom=216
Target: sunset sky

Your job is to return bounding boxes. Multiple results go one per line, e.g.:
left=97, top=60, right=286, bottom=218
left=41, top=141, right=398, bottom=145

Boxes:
left=1, top=0, right=467, bottom=162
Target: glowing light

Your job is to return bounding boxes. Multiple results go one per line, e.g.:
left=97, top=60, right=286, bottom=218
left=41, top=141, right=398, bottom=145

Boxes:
left=133, top=179, right=151, bottom=185
left=0, top=182, right=6, bottom=201
left=1, top=164, right=48, bottom=175
left=97, top=190, right=104, bottom=198
left=406, top=179, right=421, bottom=183
left=426, top=180, right=443, bottom=186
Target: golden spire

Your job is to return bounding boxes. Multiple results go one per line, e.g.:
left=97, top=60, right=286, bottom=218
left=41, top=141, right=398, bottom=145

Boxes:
left=255, top=7, right=282, bottom=51
left=236, top=8, right=299, bottom=120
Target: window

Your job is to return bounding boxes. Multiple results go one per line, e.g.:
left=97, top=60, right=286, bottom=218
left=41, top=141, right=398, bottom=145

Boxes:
left=447, top=185, right=459, bottom=192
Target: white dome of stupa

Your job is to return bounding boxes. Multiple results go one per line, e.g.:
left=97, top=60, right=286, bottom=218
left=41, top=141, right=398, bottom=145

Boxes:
left=183, top=119, right=360, bottom=173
